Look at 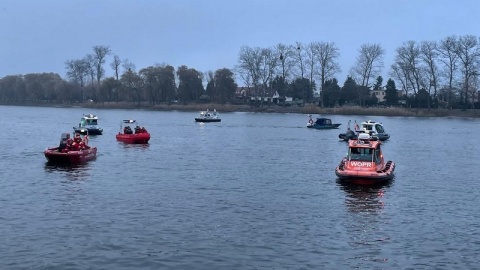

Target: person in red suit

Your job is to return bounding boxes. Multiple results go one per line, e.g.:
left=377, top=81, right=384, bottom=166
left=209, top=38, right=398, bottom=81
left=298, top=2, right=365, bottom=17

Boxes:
left=71, top=134, right=82, bottom=151
left=62, top=134, right=74, bottom=152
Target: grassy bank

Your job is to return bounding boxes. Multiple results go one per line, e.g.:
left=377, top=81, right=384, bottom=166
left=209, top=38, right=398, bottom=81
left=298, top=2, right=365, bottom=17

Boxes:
left=2, top=101, right=480, bottom=118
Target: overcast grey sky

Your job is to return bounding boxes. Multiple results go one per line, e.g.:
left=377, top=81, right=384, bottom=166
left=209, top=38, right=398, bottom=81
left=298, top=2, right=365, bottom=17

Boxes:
left=1, top=0, right=479, bottom=86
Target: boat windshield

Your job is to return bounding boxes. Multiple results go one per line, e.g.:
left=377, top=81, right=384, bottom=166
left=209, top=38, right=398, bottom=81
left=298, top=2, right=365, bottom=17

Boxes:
left=349, top=147, right=373, bottom=162
left=375, top=124, right=385, bottom=133
left=86, top=119, right=98, bottom=125
left=363, top=124, right=373, bottom=132
left=315, top=118, right=328, bottom=125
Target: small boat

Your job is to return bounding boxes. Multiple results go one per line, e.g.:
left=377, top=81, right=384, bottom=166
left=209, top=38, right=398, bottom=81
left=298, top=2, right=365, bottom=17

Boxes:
left=307, top=115, right=341, bottom=129
left=335, top=133, right=395, bottom=184
left=338, top=120, right=359, bottom=141
left=44, top=132, right=97, bottom=164
left=116, top=120, right=151, bottom=144
left=195, top=109, right=221, bottom=122
left=358, top=120, right=390, bottom=141
left=339, top=120, right=390, bottom=141
left=73, top=113, right=103, bottom=135
left=338, top=129, right=358, bottom=141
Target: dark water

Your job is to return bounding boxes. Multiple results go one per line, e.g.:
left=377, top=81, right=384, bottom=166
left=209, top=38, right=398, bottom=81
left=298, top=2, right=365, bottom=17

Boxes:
left=1, top=105, right=479, bottom=269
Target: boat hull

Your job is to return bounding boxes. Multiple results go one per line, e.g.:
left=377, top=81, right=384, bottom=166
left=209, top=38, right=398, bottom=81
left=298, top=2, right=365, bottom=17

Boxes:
left=338, top=132, right=358, bottom=141
left=116, top=133, right=151, bottom=144
left=335, top=160, right=395, bottom=184
left=73, top=127, right=103, bottom=135
left=195, top=118, right=221, bottom=122
left=307, top=123, right=341, bottom=129
left=375, top=133, right=390, bottom=141
left=44, top=147, right=97, bottom=164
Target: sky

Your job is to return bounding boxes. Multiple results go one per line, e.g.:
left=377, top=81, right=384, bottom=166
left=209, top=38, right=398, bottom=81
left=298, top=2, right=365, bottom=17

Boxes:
left=1, top=0, right=479, bottom=86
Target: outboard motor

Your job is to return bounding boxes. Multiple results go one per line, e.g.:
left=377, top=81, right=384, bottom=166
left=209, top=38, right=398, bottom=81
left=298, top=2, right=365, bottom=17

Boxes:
left=58, top=132, right=70, bottom=151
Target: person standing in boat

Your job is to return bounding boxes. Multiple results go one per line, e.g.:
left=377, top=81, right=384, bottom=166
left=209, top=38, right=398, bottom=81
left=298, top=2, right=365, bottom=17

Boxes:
left=354, top=121, right=360, bottom=132
left=83, top=134, right=89, bottom=145
left=59, top=133, right=70, bottom=152
left=61, top=134, right=74, bottom=152
left=79, top=134, right=89, bottom=149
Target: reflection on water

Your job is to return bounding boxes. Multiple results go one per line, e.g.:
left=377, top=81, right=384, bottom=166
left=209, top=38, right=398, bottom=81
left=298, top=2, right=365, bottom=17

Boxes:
left=338, top=180, right=393, bottom=266
left=337, top=180, right=393, bottom=213
left=118, top=142, right=150, bottom=150
left=44, top=163, right=92, bottom=181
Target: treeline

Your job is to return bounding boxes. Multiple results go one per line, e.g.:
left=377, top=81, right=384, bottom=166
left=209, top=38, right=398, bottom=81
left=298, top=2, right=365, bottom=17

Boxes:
left=1, top=35, right=480, bottom=109
left=237, top=35, right=480, bottom=109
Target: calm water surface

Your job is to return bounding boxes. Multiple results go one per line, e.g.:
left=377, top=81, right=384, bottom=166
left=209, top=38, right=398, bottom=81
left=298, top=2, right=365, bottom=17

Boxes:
left=1, top=105, right=479, bottom=269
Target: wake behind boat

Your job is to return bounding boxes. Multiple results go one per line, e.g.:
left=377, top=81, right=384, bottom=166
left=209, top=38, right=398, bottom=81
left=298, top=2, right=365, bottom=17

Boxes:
left=116, top=120, right=150, bottom=144
left=195, top=109, right=221, bottom=122
left=335, top=133, right=395, bottom=184
left=44, top=132, right=97, bottom=164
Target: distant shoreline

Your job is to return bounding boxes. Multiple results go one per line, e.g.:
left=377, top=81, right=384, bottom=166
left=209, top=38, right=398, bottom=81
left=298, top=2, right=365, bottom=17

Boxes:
left=2, top=101, right=480, bottom=118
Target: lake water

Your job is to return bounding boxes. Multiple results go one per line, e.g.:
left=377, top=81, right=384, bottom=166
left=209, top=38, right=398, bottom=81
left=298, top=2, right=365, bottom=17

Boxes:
left=1, top=105, right=479, bottom=269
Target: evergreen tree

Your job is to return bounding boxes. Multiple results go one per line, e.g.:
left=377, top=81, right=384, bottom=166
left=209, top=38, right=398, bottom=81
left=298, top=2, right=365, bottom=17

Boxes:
left=385, top=78, right=398, bottom=106
left=373, top=76, right=383, bottom=90
left=323, top=78, right=341, bottom=107
left=340, top=76, right=358, bottom=106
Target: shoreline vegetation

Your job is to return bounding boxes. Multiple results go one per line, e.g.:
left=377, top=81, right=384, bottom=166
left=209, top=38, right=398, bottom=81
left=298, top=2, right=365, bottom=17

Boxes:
left=2, top=101, right=480, bottom=118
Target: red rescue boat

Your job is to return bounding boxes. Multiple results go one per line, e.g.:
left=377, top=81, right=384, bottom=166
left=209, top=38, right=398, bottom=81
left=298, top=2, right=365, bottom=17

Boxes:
left=116, top=120, right=150, bottom=144
left=44, top=132, right=97, bottom=164
left=335, top=133, right=395, bottom=184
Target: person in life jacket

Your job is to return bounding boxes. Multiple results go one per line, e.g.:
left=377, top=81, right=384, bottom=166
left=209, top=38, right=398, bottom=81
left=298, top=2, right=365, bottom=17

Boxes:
left=71, top=134, right=82, bottom=151
left=62, top=134, right=74, bottom=152
left=82, top=135, right=89, bottom=149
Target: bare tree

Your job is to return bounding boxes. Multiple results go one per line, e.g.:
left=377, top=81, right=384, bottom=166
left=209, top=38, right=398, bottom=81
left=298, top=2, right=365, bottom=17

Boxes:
left=312, top=41, right=341, bottom=108
left=350, top=43, right=385, bottom=88
left=110, top=55, right=122, bottom=81
left=275, top=44, right=291, bottom=100
left=236, top=46, right=278, bottom=104
left=236, top=46, right=262, bottom=98
left=83, top=54, right=96, bottom=101
left=65, top=59, right=88, bottom=87
left=92, top=45, right=111, bottom=86
left=122, top=59, right=136, bottom=72
left=455, top=35, right=480, bottom=107
left=258, top=47, right=278, bottom=101
left=294, top=42, right=306, bottom=79
left=275, top=43, right=296, bottom=81
left=389, top=62, right=409, bottom=97
left=420, top=41, right=439, bottom=109
left=391, top=41, right=423, bottom=106
left=437, top=35, right=459, bottom=108
left=305, top=42, right=318, bottom=96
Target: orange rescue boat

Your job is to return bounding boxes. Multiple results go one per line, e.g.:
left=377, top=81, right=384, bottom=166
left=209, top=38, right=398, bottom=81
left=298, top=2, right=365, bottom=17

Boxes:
left=335, top=133, right=395, bottom=184
left=116, top=120, right=150, bottom=144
